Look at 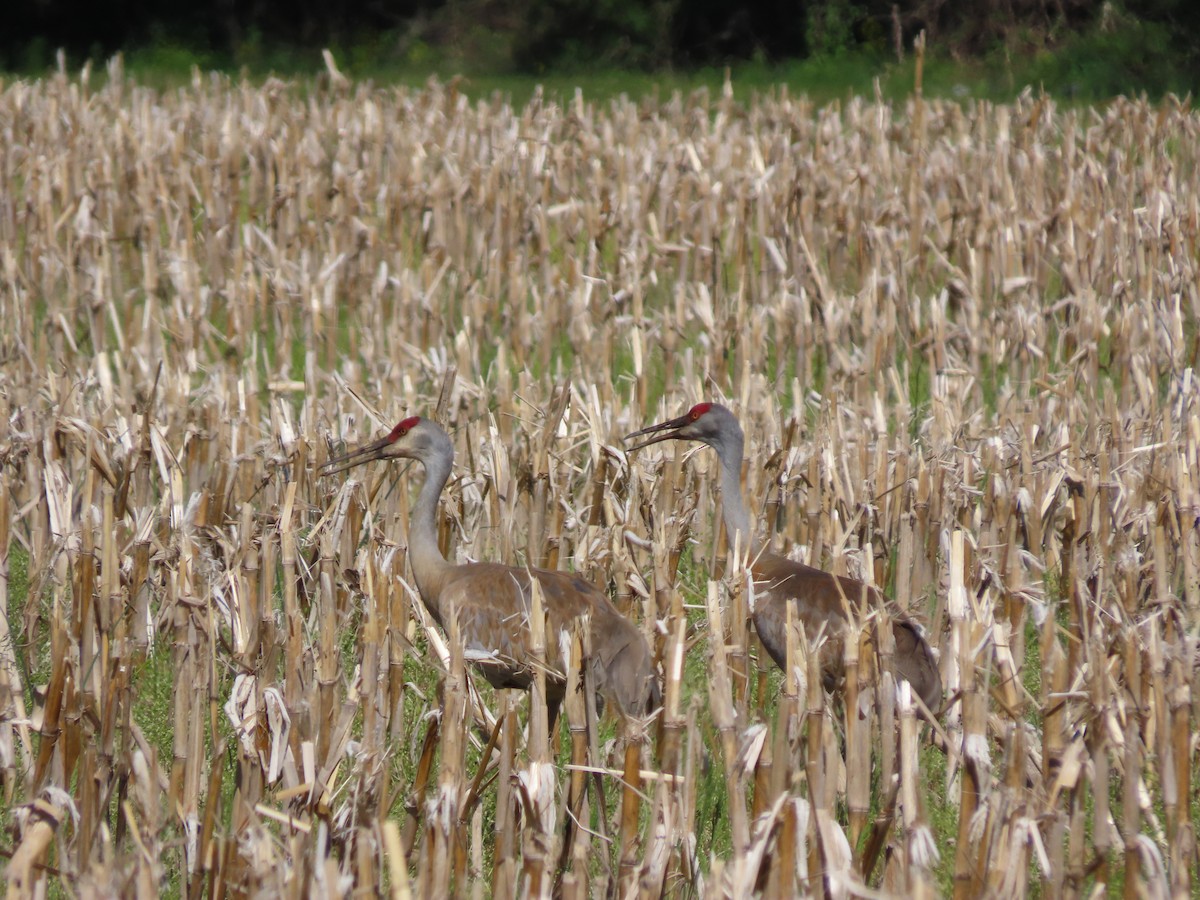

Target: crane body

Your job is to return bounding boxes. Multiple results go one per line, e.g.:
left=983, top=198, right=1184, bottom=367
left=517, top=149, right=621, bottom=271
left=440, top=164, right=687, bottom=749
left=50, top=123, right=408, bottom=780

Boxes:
left=323, top=416, right=660, bottom=722
left=627, top=403, right=941, bottom=713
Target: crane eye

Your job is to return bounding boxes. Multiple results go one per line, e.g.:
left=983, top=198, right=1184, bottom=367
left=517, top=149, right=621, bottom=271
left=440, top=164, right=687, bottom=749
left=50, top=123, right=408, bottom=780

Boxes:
left=690, top=410, right=700, bottom=421
left=390, top=416, right=422, bottom=442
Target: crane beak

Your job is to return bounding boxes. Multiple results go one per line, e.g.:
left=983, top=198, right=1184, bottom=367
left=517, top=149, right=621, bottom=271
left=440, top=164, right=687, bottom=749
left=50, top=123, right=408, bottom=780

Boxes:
left=624, top=414, right=691, bottom=452
left=319, top=435, right=394, bottom=476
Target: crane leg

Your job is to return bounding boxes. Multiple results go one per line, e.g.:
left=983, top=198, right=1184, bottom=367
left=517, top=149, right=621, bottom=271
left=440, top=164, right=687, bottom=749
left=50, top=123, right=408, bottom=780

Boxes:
left=401, top=716, right=441, bottom=857
left=461, top=712, right=505, bottom=824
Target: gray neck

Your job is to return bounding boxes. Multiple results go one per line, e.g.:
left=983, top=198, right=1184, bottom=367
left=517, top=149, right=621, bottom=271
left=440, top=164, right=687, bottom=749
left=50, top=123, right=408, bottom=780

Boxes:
left=408, top=447, right=454, bottom=619
left=711, top=428, right=756, bottom=559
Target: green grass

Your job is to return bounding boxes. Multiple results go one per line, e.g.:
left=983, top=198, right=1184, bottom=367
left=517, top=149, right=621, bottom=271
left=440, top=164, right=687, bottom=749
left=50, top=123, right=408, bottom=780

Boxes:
left=922, top=741, right=955, bottom=893
left=3, top=546, right=42, bottom=689
left=10, top=33, right=1191, bottom=108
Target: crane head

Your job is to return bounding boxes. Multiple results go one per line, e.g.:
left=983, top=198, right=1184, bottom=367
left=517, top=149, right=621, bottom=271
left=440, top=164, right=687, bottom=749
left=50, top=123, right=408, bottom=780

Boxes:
left=624, top=402, right=736, bottom=451
left=319, top=416, right=429, bottom=476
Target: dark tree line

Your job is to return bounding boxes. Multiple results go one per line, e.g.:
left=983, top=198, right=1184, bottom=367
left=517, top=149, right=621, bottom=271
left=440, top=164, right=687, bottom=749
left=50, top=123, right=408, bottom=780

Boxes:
left=6, top=0, right=1199, bottom=78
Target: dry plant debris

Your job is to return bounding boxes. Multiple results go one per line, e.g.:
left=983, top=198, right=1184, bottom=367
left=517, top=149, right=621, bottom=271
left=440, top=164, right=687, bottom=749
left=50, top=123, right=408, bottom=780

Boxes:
left=0, top=60, right=1198, bottom=897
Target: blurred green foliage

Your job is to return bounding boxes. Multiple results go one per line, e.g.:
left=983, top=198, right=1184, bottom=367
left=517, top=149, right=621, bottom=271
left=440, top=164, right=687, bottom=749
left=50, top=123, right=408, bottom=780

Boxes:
left=4, top=1, right=1197, bottom=100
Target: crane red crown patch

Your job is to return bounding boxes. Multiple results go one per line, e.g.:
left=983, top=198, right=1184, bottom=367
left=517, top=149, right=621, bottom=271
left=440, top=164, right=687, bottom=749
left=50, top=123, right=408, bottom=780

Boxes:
left=389, top=417, right=421, bottom=441
left=688, top=402, right=712, bottom=420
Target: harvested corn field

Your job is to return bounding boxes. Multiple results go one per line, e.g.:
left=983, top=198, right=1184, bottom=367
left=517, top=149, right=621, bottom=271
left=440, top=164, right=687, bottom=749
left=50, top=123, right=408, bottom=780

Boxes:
left=1, top=59, right=1198, bottom=897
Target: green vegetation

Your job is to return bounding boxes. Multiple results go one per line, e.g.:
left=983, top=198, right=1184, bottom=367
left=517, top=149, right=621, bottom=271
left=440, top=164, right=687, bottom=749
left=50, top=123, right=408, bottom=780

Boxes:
left=6, top=1, right=1200, bottom=104
left=6, top=46, right=1188, bottom=107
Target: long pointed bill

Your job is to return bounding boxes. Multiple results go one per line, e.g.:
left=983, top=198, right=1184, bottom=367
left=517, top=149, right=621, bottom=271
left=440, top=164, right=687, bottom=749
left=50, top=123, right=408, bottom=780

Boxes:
left=319, top=436, right=394, bottom=476
left=624, top=414, right=692, bottom=452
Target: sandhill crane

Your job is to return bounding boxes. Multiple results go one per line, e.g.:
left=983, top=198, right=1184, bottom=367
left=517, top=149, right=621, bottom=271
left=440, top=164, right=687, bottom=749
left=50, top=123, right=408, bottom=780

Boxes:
left=321, top=415, right=660, bottom=723
left=626, top=402, right=941, bottom=713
